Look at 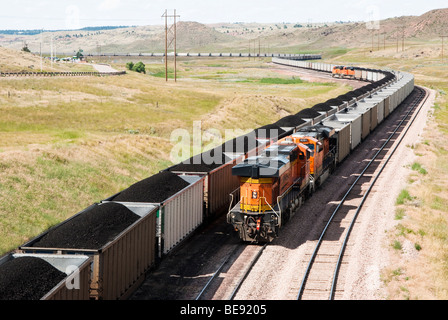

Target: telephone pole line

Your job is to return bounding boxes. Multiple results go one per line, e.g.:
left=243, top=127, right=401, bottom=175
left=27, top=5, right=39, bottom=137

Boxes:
left=442, top=35, right=448, bottom=62
left=162, top=9, right=180, bottom=82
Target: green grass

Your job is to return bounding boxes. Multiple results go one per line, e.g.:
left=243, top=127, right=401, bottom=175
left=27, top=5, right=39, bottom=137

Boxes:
left=237, top=77, right=303, bottom=84
left=259, top=77, right=303, bottom=84
left=392, top=240, right=403, bottom=250
left=396, top=189, right=413, bottom=205
left=395, top=208, right=406, bottom=220
left=411, top=162, right=428, bottom=175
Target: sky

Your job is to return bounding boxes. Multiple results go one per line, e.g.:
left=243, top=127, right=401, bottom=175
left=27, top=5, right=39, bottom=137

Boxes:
left=0, top=0, right=446, bottom=30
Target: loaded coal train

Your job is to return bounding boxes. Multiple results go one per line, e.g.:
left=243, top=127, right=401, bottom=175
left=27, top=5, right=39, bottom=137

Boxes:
left=0, top=56, right=414, bottom=300
left=226, top=58, right=414, bottom=242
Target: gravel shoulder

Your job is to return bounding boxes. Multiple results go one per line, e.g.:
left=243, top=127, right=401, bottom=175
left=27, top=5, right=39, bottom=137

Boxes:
left=342, top=87, right=435, bottom=299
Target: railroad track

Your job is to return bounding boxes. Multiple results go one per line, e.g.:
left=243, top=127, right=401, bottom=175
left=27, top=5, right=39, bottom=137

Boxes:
left=296, top=86, right=429, bottom=300
left=195, top=242, right=268, bottom=300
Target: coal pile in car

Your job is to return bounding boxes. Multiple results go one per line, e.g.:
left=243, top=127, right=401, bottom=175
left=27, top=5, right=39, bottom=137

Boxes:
left=169, top=146, right=232, bottom=173
left=32, top=202, right=140, bottom=249
left=222, top=133, right=259, bottom=154
left=296, top=108, right=323, bottom=118
left=275, top=114, right=306, bottom=128
left=312, top=103, right=334, bottom=112
left=0, top=256, right=67, bottom=300
left=111, top=171, right=190, bottom=203
left=254, top=124, right=286, bottom=138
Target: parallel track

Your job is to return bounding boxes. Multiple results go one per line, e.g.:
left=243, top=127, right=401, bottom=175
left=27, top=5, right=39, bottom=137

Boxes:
left=296, top=86, right=429, bottom=300
left=195, top=243, right=268, bottom=300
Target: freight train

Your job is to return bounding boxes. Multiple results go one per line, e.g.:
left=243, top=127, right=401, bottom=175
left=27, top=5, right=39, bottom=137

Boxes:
left=226, top=58, right=414, bottom=242
left=227, top=125, right=336, bottom=242
left=332, top=65, right=355, bottom=79
left=0, top=55, right=415, bottom=300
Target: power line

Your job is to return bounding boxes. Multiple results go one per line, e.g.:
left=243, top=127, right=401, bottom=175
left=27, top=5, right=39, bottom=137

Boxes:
left=162, top=9, right=180, bottom=82
left=442, top=35, right=448, bottom=62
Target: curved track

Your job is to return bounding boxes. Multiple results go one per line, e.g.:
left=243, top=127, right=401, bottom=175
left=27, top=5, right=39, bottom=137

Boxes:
left=296, top=86, right=429, bottom=300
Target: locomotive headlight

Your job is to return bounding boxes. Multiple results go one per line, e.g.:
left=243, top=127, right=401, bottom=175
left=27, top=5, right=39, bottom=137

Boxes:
left=252, top=191, right=258, bottom=199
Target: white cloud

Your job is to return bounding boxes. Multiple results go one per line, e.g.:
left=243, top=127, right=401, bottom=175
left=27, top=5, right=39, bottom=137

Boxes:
left=98, top=0, right=122, bottom=11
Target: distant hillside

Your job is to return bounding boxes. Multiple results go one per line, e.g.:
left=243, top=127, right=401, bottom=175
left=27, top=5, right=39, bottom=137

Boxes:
left=0, top=8, right=446, bottom=54
left=267, top=8, right=448, bottom=49
left=0, top=26, right=132, bottom=36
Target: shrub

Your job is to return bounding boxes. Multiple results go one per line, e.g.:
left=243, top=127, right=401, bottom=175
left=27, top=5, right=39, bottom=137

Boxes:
left=132, top=62, right=146, bottom=74
left=126, top=62, right=134, bottom=70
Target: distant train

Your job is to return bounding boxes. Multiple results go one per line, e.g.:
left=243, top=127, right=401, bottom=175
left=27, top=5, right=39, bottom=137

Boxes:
left=332, top=65, right=355, bottom=79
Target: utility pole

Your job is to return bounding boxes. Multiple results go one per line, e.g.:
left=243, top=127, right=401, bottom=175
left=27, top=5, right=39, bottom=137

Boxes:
left=401, top=29, right=405, bottom=51
left=162, top=9, right=180, bottom=82
left=377, top=32, right=380, bottom=51
left=51, top=35, right=53, bottom=68
left=396, top=31, right=399, bottom=53
left=442, top=35, right=448, bottom=62
left=40, top=29, right=43, bottom=72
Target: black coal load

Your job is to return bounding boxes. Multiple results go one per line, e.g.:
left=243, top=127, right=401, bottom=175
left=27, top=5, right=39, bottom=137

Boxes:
left=336, top=93, right=352, bottom=101
left=325, top=98, right=345, bottom=107
left=222, top=133, right=259, bottom=154
left=254, top=124, right=285, bottom=138
left=312, top=103, right=334, bottom=112
left=111, top=171, right=190, bottom=203
left=169, top=146, right=232, bottom=173
left=296, top=108, right=322, bottom=118
left=0, top=256, right=67, bottom=300
left=274, top=115, right=306, bottom=128
left=354, top=87, right=369, bottom=94
left=32, top=202, right=140, bottom=249
left=362, top=84, right=376, bottom=91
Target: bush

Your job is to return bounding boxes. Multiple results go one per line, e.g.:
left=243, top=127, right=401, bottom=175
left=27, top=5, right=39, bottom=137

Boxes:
left=126, top=61, right=146, bottom=74
left=133, top=62, right=146, bottom=74
left=126, top=62, right=134, bottom=70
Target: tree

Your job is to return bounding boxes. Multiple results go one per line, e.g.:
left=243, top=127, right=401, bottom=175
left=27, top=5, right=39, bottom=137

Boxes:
left=126, top=62, right=134, bottom=70
left=21, top=44, right=31, bottom=53
left=76, top=49, right=84, bottom=60
left=132, top=61, right=146, bottom=74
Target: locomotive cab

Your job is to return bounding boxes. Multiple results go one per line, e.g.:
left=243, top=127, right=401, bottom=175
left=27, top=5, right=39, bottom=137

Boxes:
left=332, top=66, right=344, bottom=77
left=228, top=141, right=312, bottom=242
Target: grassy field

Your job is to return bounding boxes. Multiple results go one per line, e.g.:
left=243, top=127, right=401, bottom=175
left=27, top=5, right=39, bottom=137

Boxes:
left=0, top=55, right=352, bottom=255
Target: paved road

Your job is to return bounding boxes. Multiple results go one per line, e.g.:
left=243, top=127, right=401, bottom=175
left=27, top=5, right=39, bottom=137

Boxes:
left=90, top=63, right=119, bottom=73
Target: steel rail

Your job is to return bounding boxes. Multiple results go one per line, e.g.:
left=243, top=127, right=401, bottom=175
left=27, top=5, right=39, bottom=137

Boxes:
left=194, top=244, right=243, bottom=300
left=297, top=86, right=428, bottom=300
left=228, top=243, right=268, bottom=300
